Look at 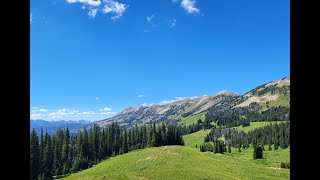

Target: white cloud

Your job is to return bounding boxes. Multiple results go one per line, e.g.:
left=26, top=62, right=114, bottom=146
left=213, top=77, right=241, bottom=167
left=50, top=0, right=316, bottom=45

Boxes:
left=158, top=96, right=190, bottom=105
left=78, top=111, right=96, bottom=115
left=181, top=0, right=200, bottom=14
left=88, top=8, right=98, bottom=18
left=146, top=14, right=154, bottom=22
left=142, top=102, right=148, bottom=106
left=159, top=100, right=176, bottom=105
left=102, top=0, right=128, bottom=20
left=175, top=97, right=188, bottom=101
left=137, top=94, right=146, bottom=98
left=31, top=113, right=45, bottom=117
left=99, top=107, right=112, bottom=112
left=51, top=115, right=63, bottom=119
left=65, top=0, right=127, bottom=20
left=203, top=95, right=208, bottom=97
left=95, top=97, right=100, bottom=100
left=67, top=0, right=101, bottom=7
left=49, top=108, right=80, bottom=116
left=100, top=111, right=117, bottom=115
left=39, top=108, right=48, bottom=112
left=30, top=13, right=32, bottom=22
left=99, top=107, right=116, bottom=115
left=170, top=19, right=176, bottom=28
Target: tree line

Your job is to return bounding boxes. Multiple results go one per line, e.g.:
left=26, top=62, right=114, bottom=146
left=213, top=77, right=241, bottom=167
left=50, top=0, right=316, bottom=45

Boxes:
left=181, top=118, right=215, bottom=135
left=205, top=102, right=290, bottom=127
left=30, top=122, right=184, bottom=180
left=203, top=122, right=290, bottom=152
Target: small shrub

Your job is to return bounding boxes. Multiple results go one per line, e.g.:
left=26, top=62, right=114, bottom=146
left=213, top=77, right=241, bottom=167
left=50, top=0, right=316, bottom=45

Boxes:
left=253, top=146, right=263, bottom=159
left=281, top=162, right=290, bottom=169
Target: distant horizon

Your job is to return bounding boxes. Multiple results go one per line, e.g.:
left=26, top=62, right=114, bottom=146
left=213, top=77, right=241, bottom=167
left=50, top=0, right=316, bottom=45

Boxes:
left=31, top=0, right=289, bottom=121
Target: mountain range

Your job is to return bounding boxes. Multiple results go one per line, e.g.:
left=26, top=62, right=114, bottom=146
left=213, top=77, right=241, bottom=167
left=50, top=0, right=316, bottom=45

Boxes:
left=30, top=76, right=290, bottom=132
left=96, top=76, right=290, bottom=128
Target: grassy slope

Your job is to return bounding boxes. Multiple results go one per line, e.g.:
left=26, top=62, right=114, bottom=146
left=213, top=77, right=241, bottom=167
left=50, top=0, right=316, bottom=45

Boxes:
left=260, top=94, right=290, bottom=111
left=183, top=129, right=211, bottom=148
left=62, top=145, right=289, bottom=180
left=179, top=111, right=207, bottom=126
left=235, top=121, right=285, bottom=133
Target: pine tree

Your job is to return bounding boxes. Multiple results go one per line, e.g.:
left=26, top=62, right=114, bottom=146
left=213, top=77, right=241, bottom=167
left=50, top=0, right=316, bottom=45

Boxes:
left=39, top=129, right=44, bottom=175
left=123, top=129, right=128, bottom=153
left=53, top=129, right=64, bottom=177
left=62, top=127, right=70, bottom=174
left=253, top=146, right=263, bottom=159
left=43, top=132, right=53, bottom=178
left=30, top=129, right=40, bottom=180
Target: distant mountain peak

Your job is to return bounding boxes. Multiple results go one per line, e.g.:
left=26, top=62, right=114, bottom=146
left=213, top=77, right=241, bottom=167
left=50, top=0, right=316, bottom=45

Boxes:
left=215, top=90, right=239, bottom=96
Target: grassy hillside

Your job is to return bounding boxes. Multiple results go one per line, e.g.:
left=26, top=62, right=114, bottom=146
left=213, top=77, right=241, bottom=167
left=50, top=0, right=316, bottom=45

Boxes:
left=183, top=129, right=211, bottom=148
left=260, top=94, right=290, bottom=111
left=235, top=121, right=285, bottom=133
left=179, top=111, right=207, bottom=126
left=62, top=145, right=289, bottom=180
left=183, top=121, right=284, bottom=148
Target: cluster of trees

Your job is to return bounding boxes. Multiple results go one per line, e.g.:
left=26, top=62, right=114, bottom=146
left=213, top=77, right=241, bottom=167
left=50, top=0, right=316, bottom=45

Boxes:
left=181, top=119, right=215, bottom=135
left=199, top=141, right=226, bottom=154
left=30, top=122, right=184, bottom=180
left=250, top=84, right=290, bottom=96
left=204, top=122, right=290, bottom=152
left=205, top=101, right=289, bottom=128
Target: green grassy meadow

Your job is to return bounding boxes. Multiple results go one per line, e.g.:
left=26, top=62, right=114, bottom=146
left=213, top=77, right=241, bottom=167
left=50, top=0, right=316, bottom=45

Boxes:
left=235, top=121, right=285, bottom=133
left=179, top=111, right=207, bottom=126
left=62, top=121, right=289, bottom=180
left=62, top=145, right=289, bottom=180
left=260, top=94, right=290, bottom=111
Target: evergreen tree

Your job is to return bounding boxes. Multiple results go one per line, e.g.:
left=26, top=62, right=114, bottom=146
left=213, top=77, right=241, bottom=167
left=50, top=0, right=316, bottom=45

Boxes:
left=62, top=127, right=70, bottom=174
left=123, top=129, right=128, bottom=153
left=53, top=129, right=64, bottom=177
left=30, top=129, right=40, bottom=180
left=253, top=146, right=263, bottom=159
left=43, top=132, right=53, bottom=178
left=39, top=129, right=44, bottom=175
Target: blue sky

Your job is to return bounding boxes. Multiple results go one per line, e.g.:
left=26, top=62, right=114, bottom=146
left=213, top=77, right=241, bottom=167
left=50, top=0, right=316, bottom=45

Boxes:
left=30, top=0, right=290, bottom=121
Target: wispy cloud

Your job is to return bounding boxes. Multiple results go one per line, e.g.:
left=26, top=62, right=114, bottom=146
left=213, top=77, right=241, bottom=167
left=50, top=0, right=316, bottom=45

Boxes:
left=51, top=116, right=63, bottom=119
left=100, top=107, right=112, bottom=111
left=102, top=0, right=128, bottom=20
left=31, top=113, right=45, bottom=117
left=67, top=0, right=101, bottom=7
left=96, top=97, right=100, bottom=100
left=30, top=13, right=32, bottom=22
left=146, top=14, right=154, bottom=22
left=88, top=8, right=98, bottom=18
left=65, top=0, right=128, bottom=20
left=158, top=97, right=188, bottom=105
left=142, top=102, right=148, bottom=106
left=137, top=94, right=146, bottom=98
left=180, top=0, right=200, bottom=14
left=175, top=97, right=188, bottom=101
left=39, top=108, right=48, bottom=112
left=99, top=107, right=116, bottom=115
left=78, top=111, right=96, bottom=115
left=169, top=19, right=176, bottom=28
left=49, top=108, right=80, bottom=116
